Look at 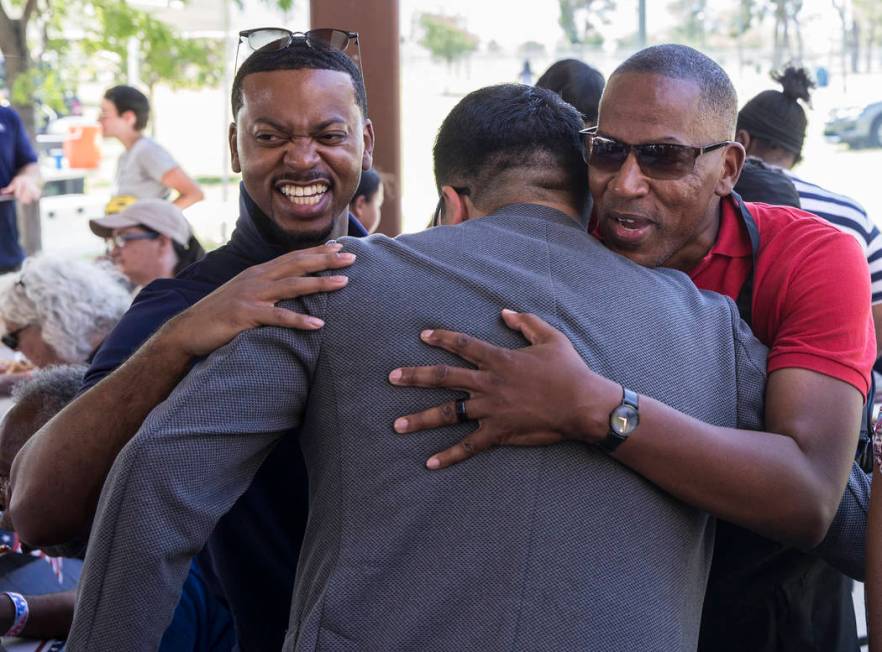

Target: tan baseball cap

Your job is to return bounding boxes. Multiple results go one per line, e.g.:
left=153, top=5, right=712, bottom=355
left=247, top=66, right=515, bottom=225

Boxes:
left=89, top=199, right=192, bottom=247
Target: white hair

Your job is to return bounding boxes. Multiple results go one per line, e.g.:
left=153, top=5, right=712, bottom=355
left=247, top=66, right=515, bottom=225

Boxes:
left=0, top=257, right=132, bottom=363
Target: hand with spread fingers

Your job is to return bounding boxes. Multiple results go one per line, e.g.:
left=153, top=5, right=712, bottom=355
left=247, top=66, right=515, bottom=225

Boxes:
left=388, top=308, right=620, bottom=469
left=163, top=241, right=356, bottom=358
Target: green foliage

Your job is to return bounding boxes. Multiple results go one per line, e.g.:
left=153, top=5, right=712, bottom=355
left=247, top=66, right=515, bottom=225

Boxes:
left=11, top=67, right=65, bottom=112
left=417, top=13, right=479, bottom=66
left=557, top=0, right=615, bottom=46
left=83, top=0, right=223, bottom=91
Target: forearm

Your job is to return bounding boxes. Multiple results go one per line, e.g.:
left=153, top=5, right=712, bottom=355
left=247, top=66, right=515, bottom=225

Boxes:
left=16, top=162, right=40, bottom=183
left=163, top=167, right=203, bottom=210
left=9, top=318, right=194, bottom=545
left=609, top=392, right=852, bottom=546
left=868, top=464, right=882, bottom=652
left=171, top=188, right=204, bottom=210
left=0, top=590, right=75, bottom=640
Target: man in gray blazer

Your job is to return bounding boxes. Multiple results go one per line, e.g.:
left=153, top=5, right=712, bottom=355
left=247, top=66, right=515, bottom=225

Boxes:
left=67, top=84, right=766, bottom=651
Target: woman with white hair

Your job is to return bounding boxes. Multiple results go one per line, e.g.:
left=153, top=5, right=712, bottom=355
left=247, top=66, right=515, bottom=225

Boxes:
left=0, top=257, right=131, bottom=367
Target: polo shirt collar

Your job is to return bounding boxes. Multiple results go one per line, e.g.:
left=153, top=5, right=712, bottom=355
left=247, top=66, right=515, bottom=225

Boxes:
left=688, top=194, right=753, bottom=275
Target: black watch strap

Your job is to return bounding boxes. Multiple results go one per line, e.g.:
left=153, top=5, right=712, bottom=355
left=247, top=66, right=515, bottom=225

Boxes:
left=599, top=386, right=639, bottom=453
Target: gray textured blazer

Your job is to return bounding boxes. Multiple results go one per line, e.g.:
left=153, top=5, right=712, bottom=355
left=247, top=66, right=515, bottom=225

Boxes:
left=68, top=204, right=767, bottom=652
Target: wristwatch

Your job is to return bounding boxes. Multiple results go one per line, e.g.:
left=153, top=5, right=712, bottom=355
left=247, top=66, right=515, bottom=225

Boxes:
left=599, top=386, right=640, bottom=453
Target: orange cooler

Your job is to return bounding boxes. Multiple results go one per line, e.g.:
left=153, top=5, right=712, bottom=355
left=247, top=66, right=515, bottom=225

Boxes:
left=63, top=124, right=101, bottom=169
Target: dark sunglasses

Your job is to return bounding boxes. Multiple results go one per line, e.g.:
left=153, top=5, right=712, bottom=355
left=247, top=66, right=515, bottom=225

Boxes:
left=105, top=231, right=160, bottom=251
left=430, top=187, right=470, bottom=228
left=236, top=28, right=362, bottom=74
left=581, top=127, right=733, bottom=180
left=2, top=325, right=27, bottom=351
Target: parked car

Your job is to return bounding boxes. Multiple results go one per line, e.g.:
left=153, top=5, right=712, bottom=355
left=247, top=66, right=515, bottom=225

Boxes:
left=825, top=100, right=882, bottom=148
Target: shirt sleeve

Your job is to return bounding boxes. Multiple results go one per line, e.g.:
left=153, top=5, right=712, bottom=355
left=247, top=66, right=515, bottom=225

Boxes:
left=766, top=230, right=875, bottom=398
left=66, top=307, right=324, bottom=651
left=9, top=109, right=37, bottom=171
left=81, top=282, right=193, bottom=393
left=866, top=226, right=882, bottom=305
left=137, top=139, right=178, bottom=183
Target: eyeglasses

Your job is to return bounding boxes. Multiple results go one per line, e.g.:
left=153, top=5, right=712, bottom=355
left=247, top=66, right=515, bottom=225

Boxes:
left=581, top=127, right=733, bottom=180
left=235, top=28, right=362, bottom=75
left=430, top=187, right=470, bottom=228
left=105, top=232, right=160, bottom=251
left=2, top=325, right=27, bottom=351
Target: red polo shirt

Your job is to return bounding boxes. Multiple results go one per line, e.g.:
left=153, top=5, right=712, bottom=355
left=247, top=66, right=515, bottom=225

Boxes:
left=688, top=196, right=875, bottom=398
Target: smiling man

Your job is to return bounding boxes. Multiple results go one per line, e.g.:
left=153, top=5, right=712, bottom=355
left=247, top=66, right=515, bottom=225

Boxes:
left=9, top=36, right=372, bottom=650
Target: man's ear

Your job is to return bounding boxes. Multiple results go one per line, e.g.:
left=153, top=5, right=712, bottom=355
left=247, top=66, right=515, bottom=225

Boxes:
left=715, top=142, right=746, bottom=197
left=352, top=194, right=367, bottom=217
left=362, top=119, right=375, bottom=171
left=229, top=122, right=241, bottom=174
left=438, top=185, right=471, bottom=225
left=122, top=110, right=138, bottom=130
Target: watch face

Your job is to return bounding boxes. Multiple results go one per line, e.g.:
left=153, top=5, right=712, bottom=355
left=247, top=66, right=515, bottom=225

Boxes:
left=610, top=404, right=639, bottom=435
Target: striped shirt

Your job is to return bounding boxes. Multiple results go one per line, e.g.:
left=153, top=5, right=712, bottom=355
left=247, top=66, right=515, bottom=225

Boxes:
left=786, top=171, right=882, bottom=304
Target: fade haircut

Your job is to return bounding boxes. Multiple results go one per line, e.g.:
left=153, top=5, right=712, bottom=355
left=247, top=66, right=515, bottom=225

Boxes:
left=104, top=85, right=151, bottom=131
left=610, top=44, right=738, bottom=138
left=231, top=40, right=368, bottom=119
left=11, top=364, right=87, bottom=427
left=433, top=84, right=588, bottom=209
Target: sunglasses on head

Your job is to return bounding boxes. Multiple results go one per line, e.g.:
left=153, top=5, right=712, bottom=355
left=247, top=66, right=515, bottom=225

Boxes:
left=580, top=127, right=733, bottom=180
left=235, top=27, right=362, bottom=75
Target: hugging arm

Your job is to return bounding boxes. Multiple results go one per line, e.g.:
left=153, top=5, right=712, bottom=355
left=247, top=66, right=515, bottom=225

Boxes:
left=390, top=309, right=860, bottom=548
left=9, top=244, right=351, bottom=547
left=65, top=320, right=320, bottom=651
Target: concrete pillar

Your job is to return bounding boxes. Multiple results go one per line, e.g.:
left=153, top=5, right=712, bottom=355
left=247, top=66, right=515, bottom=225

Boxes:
left=310, top=0, right=401, bottom=236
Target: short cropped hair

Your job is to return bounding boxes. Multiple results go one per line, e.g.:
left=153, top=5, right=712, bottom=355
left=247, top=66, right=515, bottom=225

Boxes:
left=536, top=59, right=605, bottom=126
left=104, top=85, right=151, bottom=131
left=0, top=258, right=131, bottom=364
left=232, top=39, right=367, bottom=118
left=434, top=84, right=588, bottom=208
left=11, top=364, right=87, bottom=426
left=610, top=44, right=738, bottom=137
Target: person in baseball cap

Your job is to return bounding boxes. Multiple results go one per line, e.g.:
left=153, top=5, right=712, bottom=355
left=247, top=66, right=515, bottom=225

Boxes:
left=90, top=198, right=205, bottom=288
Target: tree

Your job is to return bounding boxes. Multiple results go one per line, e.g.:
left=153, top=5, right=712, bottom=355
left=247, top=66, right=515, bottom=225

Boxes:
left=831, top=0, right=855, bottom=82
left=854, top=0, right=882, bottom=71
left=417, top=13, right=478, bottom=68
left=83, top=1, right=222, bottom=101
left=558, top=0, right=615, bottom=47
left=668, top=0, right=708, bottom=47
left=0, top=0, right=221, bottom=136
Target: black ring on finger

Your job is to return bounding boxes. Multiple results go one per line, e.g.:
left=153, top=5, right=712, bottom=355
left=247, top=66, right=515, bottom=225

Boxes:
left=455, top=398, right=469, bottom=423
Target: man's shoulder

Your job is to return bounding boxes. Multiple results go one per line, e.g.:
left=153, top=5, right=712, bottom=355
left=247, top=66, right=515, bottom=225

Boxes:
left=785, top=171, right=868, bottom=215
left=749, top=202, right=868, bottom=295
left=748, top=201, right=856, bottom=248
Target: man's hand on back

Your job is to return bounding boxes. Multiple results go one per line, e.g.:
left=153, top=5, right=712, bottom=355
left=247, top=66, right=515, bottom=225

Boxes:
left=388, top=309, right=617, bottom=469
left=161, top=241, right=355, bottom=359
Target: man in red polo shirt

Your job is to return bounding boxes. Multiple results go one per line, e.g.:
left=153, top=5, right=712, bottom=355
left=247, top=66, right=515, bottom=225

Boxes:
left=388, top=45, right=874, bottom=651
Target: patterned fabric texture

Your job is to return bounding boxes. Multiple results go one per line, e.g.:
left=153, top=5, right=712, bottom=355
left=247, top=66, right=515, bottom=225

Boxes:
left=67, top=204, right=768, bottom=652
